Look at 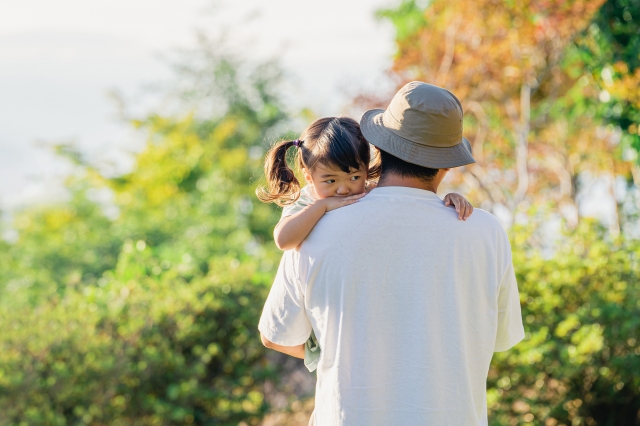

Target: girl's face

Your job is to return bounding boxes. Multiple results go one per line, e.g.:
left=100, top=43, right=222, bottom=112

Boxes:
left=304, top=163, right=367, bottom=199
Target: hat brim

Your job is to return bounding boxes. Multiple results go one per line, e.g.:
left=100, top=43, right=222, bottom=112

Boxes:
left=360, top=109, right=476, bottom=169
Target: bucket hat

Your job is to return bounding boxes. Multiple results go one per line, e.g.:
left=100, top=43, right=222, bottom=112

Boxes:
left=360, top=81, right=475, bottom=169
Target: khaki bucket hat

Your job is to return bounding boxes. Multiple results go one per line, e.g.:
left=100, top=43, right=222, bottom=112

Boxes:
left=360, top=81, right=475, bottom=169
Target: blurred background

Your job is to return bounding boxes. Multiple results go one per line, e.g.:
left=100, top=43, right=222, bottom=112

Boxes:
left=0, top=0, right=638, bottom=425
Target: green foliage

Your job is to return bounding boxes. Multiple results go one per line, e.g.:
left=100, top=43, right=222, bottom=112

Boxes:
left=588, top=0, right=640, bottom=72
left=376, top=0, right=427, bottom=43
left=0, top=49, right=288, bottom=424
left=575, top=0, right=640, bottom=156
left=0, top=188, right=121, bottom=304
left=0, top=260, right=270, bottom=425
left=489, top=222, right=640, bottom=426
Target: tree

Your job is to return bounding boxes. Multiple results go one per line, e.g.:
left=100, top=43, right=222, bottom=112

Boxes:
left=376, top=0, right=636, bottom=230
left=0, top=42, right=294, bottom=425
left=574, top=0, right=640, bottom=227
left=577, top=0, right=640, bottom=154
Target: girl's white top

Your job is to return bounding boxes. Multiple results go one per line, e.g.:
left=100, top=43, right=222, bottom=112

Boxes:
left=281, top=185, right=317, bottom=218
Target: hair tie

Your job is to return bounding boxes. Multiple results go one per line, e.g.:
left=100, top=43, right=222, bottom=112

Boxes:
left=293, top=139, right=302, bottom=148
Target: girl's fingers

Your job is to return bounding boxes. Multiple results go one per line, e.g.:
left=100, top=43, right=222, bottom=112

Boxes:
left=443, top=195, right=473, bottom=220
left=327, top=194, right=366, bottom=211
left=466, top=203, right=474, bottom=218
left=343, top=193, right=364, bottom=200
left=341, top=193, right=365, bottom=205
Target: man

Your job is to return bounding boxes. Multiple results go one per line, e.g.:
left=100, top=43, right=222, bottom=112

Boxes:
left=259, top=82, right=525, bottom=425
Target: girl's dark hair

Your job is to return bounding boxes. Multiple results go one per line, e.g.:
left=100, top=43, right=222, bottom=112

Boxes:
left=257, top=117, right=381, bottom=206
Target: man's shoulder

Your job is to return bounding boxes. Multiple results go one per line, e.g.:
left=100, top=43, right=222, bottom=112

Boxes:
left=316, top=199, right=369, bottom=225
left=467, top=208, right=504, bottom=227
left=461, top=208, right=509, bottom=237
left=314, top=197, right=505, bottom=228
left=302, top=201, right=368, bottom=244
left=306, top=197, right=508, bottom=243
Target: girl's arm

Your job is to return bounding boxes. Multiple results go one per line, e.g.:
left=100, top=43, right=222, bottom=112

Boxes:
left=274, top=193, right=365, bottom=250
left=443, top=193, right=474, bottom=221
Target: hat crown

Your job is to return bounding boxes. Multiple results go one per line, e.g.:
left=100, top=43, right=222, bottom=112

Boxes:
left=383, top=81, right=464, bottom=147
left=359, top=80, right=475, bottom=169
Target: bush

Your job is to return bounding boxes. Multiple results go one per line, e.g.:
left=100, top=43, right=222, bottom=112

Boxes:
left=489, top=222, right=640, bottom=426
left=0, top=51, right=291, bottom=425
left=0, top=255, right=271, bottom=425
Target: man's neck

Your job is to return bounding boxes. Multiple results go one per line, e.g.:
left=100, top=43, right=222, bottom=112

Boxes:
left=376, top=174, right=439, bottom=193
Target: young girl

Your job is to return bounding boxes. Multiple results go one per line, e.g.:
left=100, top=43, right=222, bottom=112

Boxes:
left=256, top=116, right=473, bottom=367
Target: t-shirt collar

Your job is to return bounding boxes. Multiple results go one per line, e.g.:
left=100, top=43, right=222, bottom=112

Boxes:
left=368, top=186, right=441, bottom=200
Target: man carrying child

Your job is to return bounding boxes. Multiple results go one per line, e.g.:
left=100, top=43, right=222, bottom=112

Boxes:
left=259, top=82, right=525, bottom=426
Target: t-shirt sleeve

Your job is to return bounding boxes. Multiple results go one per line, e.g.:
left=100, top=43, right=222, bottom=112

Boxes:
left=494, top=262, right=525, bottom=352
left=280, top=186, right=315, bottom=219
left=258, top=251, right=312, bottom=346
left=281, top=199, right=308, bottom=219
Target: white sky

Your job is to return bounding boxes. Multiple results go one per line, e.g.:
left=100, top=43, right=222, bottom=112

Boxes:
left=0, top=0, right=396, bottom=211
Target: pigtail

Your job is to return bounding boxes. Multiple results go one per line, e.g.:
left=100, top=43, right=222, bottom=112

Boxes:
left=367, top=145, right=382, bottom=181
left=256, top=140, right=302, bottom=206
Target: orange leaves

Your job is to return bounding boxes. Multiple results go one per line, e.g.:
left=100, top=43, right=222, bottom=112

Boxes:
left=377, top=0, right=615, bottom=215
left=402, top=0, right=603, bottom=95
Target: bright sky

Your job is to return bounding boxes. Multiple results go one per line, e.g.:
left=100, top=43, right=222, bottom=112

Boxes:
left=0, top=0, right=396, bottom=211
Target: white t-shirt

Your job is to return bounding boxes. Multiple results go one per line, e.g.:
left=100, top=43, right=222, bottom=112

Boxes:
left=259, top=186, right=524, bottom=426
left=281, top=185, right=317, bottom=218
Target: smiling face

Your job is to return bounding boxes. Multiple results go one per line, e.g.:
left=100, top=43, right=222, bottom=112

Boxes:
left=304, top=162, right=367, bottom=199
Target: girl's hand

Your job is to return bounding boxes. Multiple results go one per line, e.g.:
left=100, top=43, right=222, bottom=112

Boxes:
left=319, top=193, right=366, bottom=212
left=443, top=193, right=473, bottom=221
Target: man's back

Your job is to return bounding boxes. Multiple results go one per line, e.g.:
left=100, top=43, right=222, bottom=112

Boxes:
left=297, top=187, right=524, bottom=425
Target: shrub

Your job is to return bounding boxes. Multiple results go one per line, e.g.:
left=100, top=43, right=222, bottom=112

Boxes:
left=489, top=222, right=640, bottom=426
left=0, top=250, right=273, bottom=425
